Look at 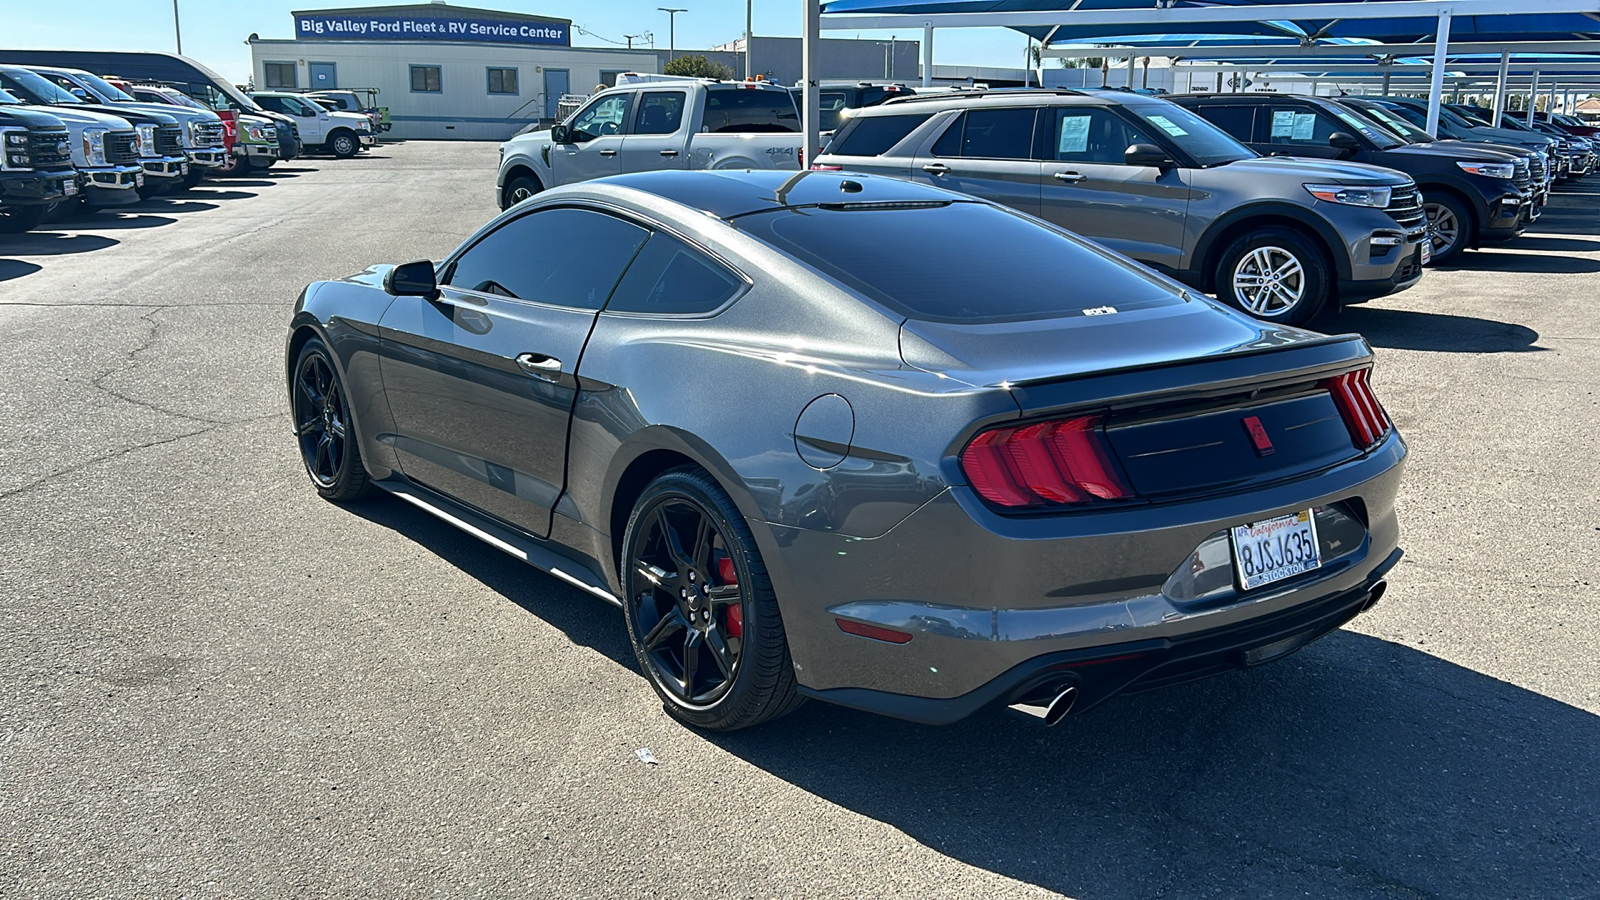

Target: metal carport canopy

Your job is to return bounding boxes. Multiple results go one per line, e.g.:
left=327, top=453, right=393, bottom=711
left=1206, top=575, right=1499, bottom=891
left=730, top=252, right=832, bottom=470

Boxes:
left=819, top=0, right=1600, bottom=130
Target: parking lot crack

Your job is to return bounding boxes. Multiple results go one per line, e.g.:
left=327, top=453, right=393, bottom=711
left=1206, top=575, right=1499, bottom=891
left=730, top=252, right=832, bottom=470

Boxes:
left=87, top=306, right=234, bottom=428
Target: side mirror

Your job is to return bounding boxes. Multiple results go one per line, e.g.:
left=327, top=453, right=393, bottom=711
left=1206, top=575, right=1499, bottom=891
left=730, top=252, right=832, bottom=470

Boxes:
left=550, top=124, right=571, bottom=144
left=1329, top=131, right=1362, bottom=152
left=70, top=87, right=89, bottom=99
left=384, top=260, right=438, bottom=299
left=1125, top=142, right=1175, bottom=168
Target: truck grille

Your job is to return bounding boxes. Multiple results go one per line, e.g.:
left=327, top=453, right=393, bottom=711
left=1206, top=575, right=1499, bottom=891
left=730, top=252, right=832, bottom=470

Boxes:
left=28, top=128, right=73, bottom=167
left=105, top=130, right=141, bottom=165
left=195, top=121, right=225, bottom=148
left=1512, top=159, right=1531, bottom=191
left=1529, top=154, right=1547, bottom=183
left=1384, top=184, right=1426, bottom=229
left=156, top=124, right=184, bottom=156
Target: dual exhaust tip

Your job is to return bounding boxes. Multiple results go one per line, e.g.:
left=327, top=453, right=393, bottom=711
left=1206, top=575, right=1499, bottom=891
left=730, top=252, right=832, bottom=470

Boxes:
left=1007, top=683, right=1078, bottom=727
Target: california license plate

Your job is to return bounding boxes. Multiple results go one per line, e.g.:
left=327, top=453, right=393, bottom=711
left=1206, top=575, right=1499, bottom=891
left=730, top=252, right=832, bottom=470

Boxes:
left=135, top=172, right=145, bottom=187
left=1420, top=240, right=1432, bottom=266
left=1231, top=510, right=1320, bottom=591
left=181, top=162, right=189, bottom=175
left=62, top=179, right=76, bottom=196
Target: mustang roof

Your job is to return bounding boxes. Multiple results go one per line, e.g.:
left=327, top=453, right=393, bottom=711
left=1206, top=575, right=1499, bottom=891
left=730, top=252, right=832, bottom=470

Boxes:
left=594, top=169, right=967, bottom=220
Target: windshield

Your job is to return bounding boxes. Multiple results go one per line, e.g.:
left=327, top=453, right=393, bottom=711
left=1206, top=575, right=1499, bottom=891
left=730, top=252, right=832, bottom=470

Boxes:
left=1, top=68, right=84, bottom=104
left=73, top=71, right=136, bottom=103
left=0, top=86, right=19, bottom=105
left=1348, top=101, right=1432, bottom=142
left=1126, top=101, right=1255, bottom=166
left=150, top=88, right=206, bottom=110
left=1494, top=115, right=1534, bottom=132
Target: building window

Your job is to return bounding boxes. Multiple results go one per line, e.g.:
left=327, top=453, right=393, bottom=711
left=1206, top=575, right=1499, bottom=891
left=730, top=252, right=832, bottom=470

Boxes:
left=410, top=65, right=442, bottom=93
left=487, top=67, right=518, bottom=95
left=263, top=62, right=297, bottom=90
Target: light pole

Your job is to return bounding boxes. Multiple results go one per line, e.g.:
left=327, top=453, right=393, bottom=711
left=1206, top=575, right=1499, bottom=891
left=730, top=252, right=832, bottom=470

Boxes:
left=658, top=8, right=686, bottom=64
left=173, top=0, right=183, bottom=55
left=744, top=0, right=752, bottom=80
left=624, top=34, right=640, bottom=50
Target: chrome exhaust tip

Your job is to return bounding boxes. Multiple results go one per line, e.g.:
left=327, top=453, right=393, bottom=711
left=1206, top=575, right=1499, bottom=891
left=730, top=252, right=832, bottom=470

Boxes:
left=1361, top=580, right=1388, bottom=612
left=1007, top=684, right=1078, bottom=726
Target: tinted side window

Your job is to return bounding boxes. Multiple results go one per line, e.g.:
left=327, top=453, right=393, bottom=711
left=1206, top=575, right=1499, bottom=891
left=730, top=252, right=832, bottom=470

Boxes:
left=635, top=91, right=686, bottom=135
left=605, top=233, right=743, bottom=315
left=1050, top=109, right=1151, bottom=164
left=931, top=113, right=965, bottom=157
left=956, top=108, right=1037, bottom=159
left=704, top=88, right=799, bottom=133
left=447, top=208, right=649, bottom=310
left=1187, top=105, right=1256, bottom=142
left=830, top=113, right=934, bottom=156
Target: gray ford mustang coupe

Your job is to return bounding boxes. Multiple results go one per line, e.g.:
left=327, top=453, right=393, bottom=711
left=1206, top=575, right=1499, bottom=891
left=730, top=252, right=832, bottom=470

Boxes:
left=286, top=169, right=1404, bottom=730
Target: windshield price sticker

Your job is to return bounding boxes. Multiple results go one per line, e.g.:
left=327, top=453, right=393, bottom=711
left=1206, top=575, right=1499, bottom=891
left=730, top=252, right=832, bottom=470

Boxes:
left=1231, top=510, right=1321, bottom=591
left=1147, top=115, right=1188, bottom=137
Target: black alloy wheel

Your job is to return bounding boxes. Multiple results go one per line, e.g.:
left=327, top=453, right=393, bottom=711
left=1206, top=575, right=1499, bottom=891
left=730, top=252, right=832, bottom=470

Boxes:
left=291, top=338, right=372, bottom=502
left=329, top=131, right=358, bottom=159
left=622, top=468, right=803, bottom=730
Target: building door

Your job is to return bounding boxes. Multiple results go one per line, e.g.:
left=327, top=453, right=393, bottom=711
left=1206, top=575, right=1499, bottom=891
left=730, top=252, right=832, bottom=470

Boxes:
left=543, top=69, right=569, bottom=120
left=308, top=62, right=337, bottom=90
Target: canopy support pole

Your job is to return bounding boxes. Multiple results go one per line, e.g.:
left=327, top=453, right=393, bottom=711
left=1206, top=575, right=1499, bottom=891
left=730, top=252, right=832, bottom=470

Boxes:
left=1037, top=26, right=1058, bottom=86
left=1128, top=53, right=1136, bottom=89
left=802, top=0, right=819, bottom=168
left=1491, top=50, right=1510, bottom=126
left=1528, top=69, right=1541, bottom=125
left=1381, top=58, right=1392, bottom=96
left=922, top=23, right=933, bottom=86
left=1425, top=9, right=1452, bottom=136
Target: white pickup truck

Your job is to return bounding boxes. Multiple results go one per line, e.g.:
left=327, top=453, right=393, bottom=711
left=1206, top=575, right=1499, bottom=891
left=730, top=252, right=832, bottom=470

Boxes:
left=496, top=77, right=802, bottom=209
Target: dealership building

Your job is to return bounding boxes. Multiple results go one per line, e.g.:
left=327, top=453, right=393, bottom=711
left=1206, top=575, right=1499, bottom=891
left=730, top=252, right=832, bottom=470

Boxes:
left=248, top=2, right=922, bottom=141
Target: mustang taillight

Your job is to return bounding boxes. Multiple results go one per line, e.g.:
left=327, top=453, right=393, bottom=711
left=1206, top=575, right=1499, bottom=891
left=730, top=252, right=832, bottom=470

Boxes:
left=1324, top=368, right=1392, bottom=450
left=959, top=415, right=1133, bottom=509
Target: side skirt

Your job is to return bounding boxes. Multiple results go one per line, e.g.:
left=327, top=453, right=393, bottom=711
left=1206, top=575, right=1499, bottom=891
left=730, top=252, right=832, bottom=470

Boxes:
left=378, top=480, right=622, bottom=608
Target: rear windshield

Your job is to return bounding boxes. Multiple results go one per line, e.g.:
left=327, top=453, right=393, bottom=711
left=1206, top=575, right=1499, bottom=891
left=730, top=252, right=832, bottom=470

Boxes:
left=827, top=112, right=933, bottom=155
left=732, top=201, right=1183, bottom=323
left=703, top=88, right=798, bottom=133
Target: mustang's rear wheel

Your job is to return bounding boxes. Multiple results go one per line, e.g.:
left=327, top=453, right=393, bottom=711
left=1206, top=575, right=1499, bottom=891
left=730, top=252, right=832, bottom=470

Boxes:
left=291, top=338, right=372, bottom=502
left=621, top=467, right=803, bottom=730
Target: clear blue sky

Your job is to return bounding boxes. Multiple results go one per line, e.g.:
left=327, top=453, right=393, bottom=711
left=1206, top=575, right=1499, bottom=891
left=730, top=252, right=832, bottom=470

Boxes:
left=0, top=0, right=1035, bottom=83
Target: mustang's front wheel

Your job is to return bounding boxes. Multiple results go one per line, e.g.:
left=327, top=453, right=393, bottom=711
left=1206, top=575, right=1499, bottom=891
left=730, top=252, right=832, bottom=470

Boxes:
left=621, top=467, right=803, bottom=730
left=291, top=338, right=372, bottom=502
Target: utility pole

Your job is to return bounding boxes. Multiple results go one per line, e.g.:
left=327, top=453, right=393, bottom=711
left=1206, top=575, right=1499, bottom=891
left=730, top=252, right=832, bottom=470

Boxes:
left=658, top=8, right=686, bottom=63
left=624, top=34, right=640, bottom=50
left=173, top=0, right=183, bottom=55
left=744, top=0, right=752, bottom=80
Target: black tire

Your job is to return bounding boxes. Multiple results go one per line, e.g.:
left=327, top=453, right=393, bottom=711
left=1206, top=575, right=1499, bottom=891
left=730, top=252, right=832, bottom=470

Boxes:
left=1422, top=192, right=1471, bottom=265
left=621, top=466, right=804, bottom=731
left=217, top=151, right=245, bottom=177
left=290, top=338, right=373, bottom=503
left=328, top=130, right=358, bottom=159
left=1214, top=226, right=1331, bottom=327
left=180, top=165, right=205, bottom=190
left=502, top=174, right=541, bottom=208
left=0, top=204, right=49, bottom=234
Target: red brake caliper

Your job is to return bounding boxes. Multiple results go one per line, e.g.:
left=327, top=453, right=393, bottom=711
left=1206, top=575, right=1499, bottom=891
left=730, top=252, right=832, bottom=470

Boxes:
left=716, top=555, right=742, bottom=637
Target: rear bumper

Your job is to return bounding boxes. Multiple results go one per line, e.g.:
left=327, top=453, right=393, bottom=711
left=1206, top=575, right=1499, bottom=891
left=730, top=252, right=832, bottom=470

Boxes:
left=804, top=548, right=1400, bottom=725
left=0, top=167, right=76, bottom=205
left=756, top=429, right=1406, bottom=721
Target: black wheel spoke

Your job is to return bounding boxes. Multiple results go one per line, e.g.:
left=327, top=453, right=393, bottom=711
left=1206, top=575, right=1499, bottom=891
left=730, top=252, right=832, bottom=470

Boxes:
left=659, top=507, right=694, bottom=571
left=313, top=440, right=331, bottom=478
left=297, top=376, right=323, bottom=410
left=296, top=415, right=320, bottom=437
left=634, top=562, right=667, bottom=589
left=706, top=584, right=741, bottom=606
left=329, top=417, right=347, bottom=439
left=705, top=629, right=735, bottom=678
left=643, top=609, right=686, bottom=651
left=691, top=516, right=714, bottom=571
left=681, top=630, right=702, bottom=696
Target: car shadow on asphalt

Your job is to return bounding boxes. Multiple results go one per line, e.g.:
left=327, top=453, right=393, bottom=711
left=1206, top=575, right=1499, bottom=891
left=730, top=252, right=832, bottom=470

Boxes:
left=122, top=200, right=220, bottom=215
left=0, top=259, right=42, bottom=282
left=1439, top=250, right=1600, bottom=275
left=174, top=190, right=259, bottom=202
left=341, top=493, right=1599, bottom=897
left=1315, top=307, right=1541, bottom=353
left=1502, top=235, right=1600, bottom=253
left=344, top=494, right=637, bottom=668
left=210, top=179, right=277, bottom=188
left=57, top=213, right=177, bottom=230
left=0, top=232, right=118, bottom=256
left=708, top=631, right=1600, bottom=898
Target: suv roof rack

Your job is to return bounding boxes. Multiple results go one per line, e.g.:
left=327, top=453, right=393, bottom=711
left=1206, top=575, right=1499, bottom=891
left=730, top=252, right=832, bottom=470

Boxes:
left=883, top=87, right=1086, bottom=105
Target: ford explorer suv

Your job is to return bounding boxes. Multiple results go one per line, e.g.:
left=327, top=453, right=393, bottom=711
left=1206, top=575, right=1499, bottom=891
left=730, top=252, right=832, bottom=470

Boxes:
left=24, top=65, right=226, bottom=188
left=1171, top=93, right=1531, bottom=264
left=250, top=91, right=374, bottom=158
left=1339, top=96, right=1549, bottom=226
left=497, top=77, right=801, bottom=208
left=0, top=88, right=77, bottom=232
left=1373, top=97, right=1557, bottom=187
left=0, top=65, right=185, bottom=197
left=816, top=89, right=1425, bottom=325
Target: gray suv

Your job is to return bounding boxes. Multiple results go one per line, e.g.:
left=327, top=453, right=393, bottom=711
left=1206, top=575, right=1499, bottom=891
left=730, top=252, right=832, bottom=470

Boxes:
left=816, top=89, right=1428, bottom=325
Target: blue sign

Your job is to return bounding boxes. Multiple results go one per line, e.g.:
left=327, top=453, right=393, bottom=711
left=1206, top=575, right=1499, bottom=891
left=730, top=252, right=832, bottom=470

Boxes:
left=295, top=13, right=570, bottom=46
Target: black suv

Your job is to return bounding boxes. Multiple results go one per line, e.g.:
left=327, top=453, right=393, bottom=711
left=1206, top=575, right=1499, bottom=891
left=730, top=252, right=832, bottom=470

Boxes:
left=1171, top=93, right=1531, bottom=264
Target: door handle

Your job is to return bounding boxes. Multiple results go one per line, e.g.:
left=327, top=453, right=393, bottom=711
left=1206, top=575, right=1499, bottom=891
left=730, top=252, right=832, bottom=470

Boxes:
left=660, top=149, right=679, bottom=157
left=598, top=149, right=617, bottom=157
left=1052, top=171, right=1088, bottom=183
left=515, top=353, right=563, bottom=380
left=921, top=163, right=950, bottom=175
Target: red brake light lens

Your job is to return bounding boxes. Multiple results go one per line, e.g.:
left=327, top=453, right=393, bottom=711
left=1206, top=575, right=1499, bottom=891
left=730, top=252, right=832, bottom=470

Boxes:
left=1324, top=368, right=1392, bottom=450
left=959, top=415, right=1134, bottom=509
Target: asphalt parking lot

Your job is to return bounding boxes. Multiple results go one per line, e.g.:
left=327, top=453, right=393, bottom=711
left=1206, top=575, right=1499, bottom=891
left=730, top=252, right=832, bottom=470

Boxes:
left=2, top=141, right=1597, bottom=899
